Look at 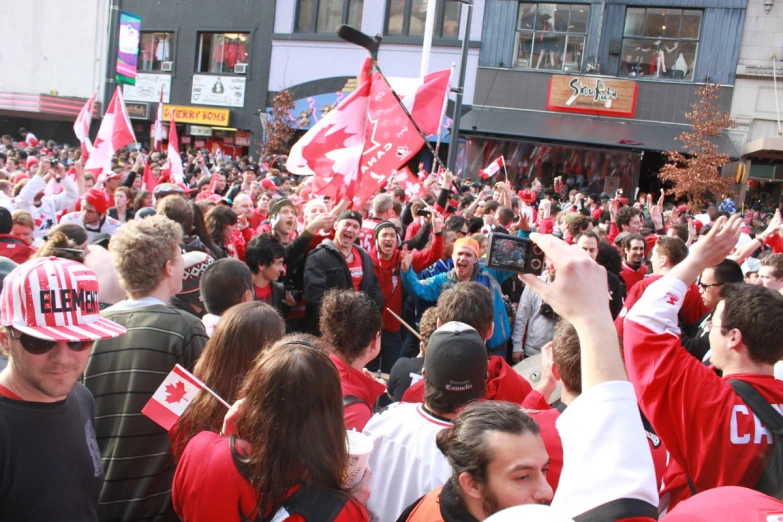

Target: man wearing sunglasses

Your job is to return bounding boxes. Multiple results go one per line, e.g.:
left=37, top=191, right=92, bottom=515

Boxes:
left=0, top=257, right=127, bottom=520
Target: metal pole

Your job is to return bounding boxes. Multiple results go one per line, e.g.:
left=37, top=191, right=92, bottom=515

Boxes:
left=420, top=0, right=438, bottom=77
left=104, top=0, right=122, bottom=115
left=446, top=0, right=473, bottom=172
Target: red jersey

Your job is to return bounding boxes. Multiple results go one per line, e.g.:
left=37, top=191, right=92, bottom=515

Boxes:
left=346, top=247, right=363, bottom=291
left=359, top=217, right=381, bottom=252
left=370, top=234, right=443, bottom=332
left=766, top=234, right=783, bottom=254
left=624, top=277, right=783, bottom=511
left=173, top=431, right=370, bottom=522
left=615, top=274, right=709, bottom=337
left=620, top=262, right=647, bottom=292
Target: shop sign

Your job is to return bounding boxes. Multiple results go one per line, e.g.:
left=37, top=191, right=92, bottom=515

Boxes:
left=181, top=136, right=192, bottom=144
left=547, top=75, right=637, bottom=118
left=126, top=102, right=150, bottom=120
left=163, top=105, right=230, bottom=126
left=191, top=74, right=246, bottom=108
left=123, top=73, right=171, bottom=103
left=194, top=139, right=206, bottom=148
left=223, top=136, right=234, bottom=145
left=149, top=123, right=168, bottom=141
left=188, top=125, right=213, bottom=137
left=235, top=130, right=251, bottom=146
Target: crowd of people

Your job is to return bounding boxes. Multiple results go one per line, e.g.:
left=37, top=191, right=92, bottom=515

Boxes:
left=3, top=126, right=783, bottom=522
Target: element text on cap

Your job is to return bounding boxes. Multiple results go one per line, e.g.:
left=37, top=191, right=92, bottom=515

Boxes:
left=39, top=289, right=99, bottom=315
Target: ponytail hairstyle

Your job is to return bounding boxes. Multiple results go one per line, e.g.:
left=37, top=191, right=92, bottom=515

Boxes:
left=436, top=401, right=540, bottom=491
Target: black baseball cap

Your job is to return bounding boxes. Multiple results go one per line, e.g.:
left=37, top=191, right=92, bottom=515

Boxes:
left=338, top=209, right=363, bottom=225
left=425, top=322, right=488, bottom=393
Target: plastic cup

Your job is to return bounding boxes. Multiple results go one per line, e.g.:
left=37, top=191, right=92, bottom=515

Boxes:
left=342, top=430, right=373, bottom=488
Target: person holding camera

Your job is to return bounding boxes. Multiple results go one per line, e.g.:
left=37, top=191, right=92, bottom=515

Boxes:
left=511, top=258, right=557, bottom=362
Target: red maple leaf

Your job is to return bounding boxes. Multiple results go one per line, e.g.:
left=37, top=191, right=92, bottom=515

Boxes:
left=164, top=381, right=189, bottom=404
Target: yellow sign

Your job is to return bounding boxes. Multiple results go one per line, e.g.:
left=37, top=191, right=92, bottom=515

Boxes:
left=163, top=105, right=230, bottom=126
left=735, top=161, right=748, bottom=183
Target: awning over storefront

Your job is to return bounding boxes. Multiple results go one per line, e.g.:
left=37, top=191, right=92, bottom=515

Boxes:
left=460, top=108, right=738, bottom=157
left=0, top=92, right=100, bottom=121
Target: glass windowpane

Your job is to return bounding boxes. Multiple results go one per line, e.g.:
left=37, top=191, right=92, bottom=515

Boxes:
left=518, top=4, right=537, bottom=30
left=347, top=0, right=363, bottom=29
left=441, top=1, right=460, bottom=38
left=316, top=0, right=344, bottom=33
left=296, top=0, right=315, bottom=32
left=536, top=4, right=556, bottom=30
left=563, top=34, right=584, bottom=72
left=515, top=32, right=535, bottom=68
left=569, top=6, right=588, bottom=33
left=681, top=10, right=702, bottom=39
left=408, top=0, right=427, bottom=36
left=386, top=0, right=405, bottom=34
left=624, top=7, right=645, bottom=37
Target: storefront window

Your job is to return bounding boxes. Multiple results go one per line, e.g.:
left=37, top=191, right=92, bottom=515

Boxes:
left=386, top=0, right=460, bottom=38
left=513, top=3, right=589, bottom=72
left=196, top=33, right=250, bottom=74
left=139, top=32, right=174, bottom=72
left=296, top=0, right=363, bottom=33
left=463, top=136, right=640, bottom=196
left=620, top=8, right=702, bottom=81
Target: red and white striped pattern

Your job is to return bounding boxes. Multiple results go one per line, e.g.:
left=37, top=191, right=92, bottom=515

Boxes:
left=0, top=257, right=126, bottom=342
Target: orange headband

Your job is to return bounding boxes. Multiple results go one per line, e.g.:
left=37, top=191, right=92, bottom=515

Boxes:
left=454, top=237, right=480, bottom=258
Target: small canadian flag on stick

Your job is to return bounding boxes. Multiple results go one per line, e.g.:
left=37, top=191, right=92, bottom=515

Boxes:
left=479, top=156, right=506, bottom=180
left=142, top=364, right=230, bottom=431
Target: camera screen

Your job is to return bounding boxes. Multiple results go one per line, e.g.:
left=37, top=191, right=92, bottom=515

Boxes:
left=489, top=236, right=529, bottom=270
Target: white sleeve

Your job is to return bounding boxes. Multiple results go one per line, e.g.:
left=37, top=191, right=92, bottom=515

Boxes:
left=551, top=381, right=658, bottom=518
left=17, top=175, right=46, bottom=210
left=625, top=276, right=686, bottom=338
left=49, top=175, right=80, bottom=212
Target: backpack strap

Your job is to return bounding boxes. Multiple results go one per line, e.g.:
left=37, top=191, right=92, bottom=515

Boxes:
left=277, top=484, right=348, bottom=522
left=344, top=394, right=373, bottom=415
left=729, top=379, right=783, bottom=434
left=573, top=498, right=659, bottom=522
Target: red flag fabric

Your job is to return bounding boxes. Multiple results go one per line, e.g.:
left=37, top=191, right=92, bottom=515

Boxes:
left=164, top=116, right=184, bottom=184
left=287, top=79, right=372, bottom=201
left=141, top=161, right=157, bottom=192
left=388, top=69, right=452, bottom=135
left=479, top=156, right=505, bottom=179
left=153, top=89, right=164, bottom=152
left=84, top=87, right=136, bottom=175
left=392, top=167, right=428, bottom=199
left=142, top=364, right=204, bottom=431
left=73, top=91, right=97, bottom=161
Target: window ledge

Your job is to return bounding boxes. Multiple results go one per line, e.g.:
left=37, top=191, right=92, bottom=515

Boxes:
left=477, top=66, right=727, bottom=86
left=272, top=32, right=479, bottom=48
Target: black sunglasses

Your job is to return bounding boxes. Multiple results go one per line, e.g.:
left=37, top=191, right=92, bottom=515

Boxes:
left=8, top=328, right=93, bottom=355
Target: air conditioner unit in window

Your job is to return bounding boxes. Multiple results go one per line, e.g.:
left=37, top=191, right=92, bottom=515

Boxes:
left=234, top=63, right=247, bottom=74
left=161, top=61, right=173, bottom=72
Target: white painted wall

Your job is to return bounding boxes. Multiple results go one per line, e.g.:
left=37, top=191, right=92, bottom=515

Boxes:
left=0, top=0, right=109, bottom=102
left=728, top=0, right=783, bottom=148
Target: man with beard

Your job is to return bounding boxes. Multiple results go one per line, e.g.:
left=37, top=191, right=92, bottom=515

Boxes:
left=401, top=238, right=513, bottom=355
left=303, top=210, right=383, bottom=335
left=399, top=401, right=552, bottom=521
left=369, top=218, right=444, bottom=373
left=619, top=234, right=647, bottom=291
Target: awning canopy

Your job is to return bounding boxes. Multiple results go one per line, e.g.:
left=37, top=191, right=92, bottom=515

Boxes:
left=459, top=108, right=739, bottom=157
left=0, top=91, right=101, bottom=122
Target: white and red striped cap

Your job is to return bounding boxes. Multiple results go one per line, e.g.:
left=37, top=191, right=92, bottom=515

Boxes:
left=0, top=257, right=127, bottom=341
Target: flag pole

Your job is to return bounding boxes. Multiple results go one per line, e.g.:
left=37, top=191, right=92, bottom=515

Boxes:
left=200, top=382, right=232, bottom=409
left=502, top=156, right=508, bottom=183
left=387, top=308, right=423, bottom=341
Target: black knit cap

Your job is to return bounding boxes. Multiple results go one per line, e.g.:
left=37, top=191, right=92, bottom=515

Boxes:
left=337, top=209, right=363, bottom=225
left=269, top=198, right=294, bottom=218
left=374, top=220, right=398, bottom=241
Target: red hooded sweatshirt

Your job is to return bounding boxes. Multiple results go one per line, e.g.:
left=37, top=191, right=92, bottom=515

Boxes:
left=329, top=354, right=386, bottom=431
left=401, top=355, right=532, bottom=404
left=370, top=233, right=443, bottom=332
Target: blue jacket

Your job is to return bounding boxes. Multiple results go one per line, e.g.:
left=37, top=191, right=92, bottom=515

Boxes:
left=402, top=264, right=512, bottom=349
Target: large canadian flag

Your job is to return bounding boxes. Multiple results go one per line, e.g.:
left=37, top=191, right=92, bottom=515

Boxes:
left=84, top=87, right=136, bottom=175
left=73, top=91, right=97, bottom=161
left=392, top=166, right=428, bottom=199
left=153, top=89, right=164, bottom=152
left=289, top=70, right=428, bottom=206
left=387, top=68, right=451, bottom=136
left=142, top=364, right=204, bottom=431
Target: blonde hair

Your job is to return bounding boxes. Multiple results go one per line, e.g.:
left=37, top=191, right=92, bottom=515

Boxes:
left=11, top=209, right=34, bottom=229
left=109, top=215, right=183, bottom=298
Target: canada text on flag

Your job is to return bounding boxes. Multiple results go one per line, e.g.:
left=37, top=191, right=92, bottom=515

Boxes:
left=142, top=364, right=204, bottom=431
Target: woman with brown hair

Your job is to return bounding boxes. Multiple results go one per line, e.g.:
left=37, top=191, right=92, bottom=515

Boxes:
left=172, top=301, right=285, bottom=461
left=205, top=205, right=240, bottom=259
left=173, top=335, right=372, bottom=522
left=32, top=223, right=91, bottom=263
left=133, top=189, right=153, bottom=211
left=109, top=186, right=135, bottom=223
